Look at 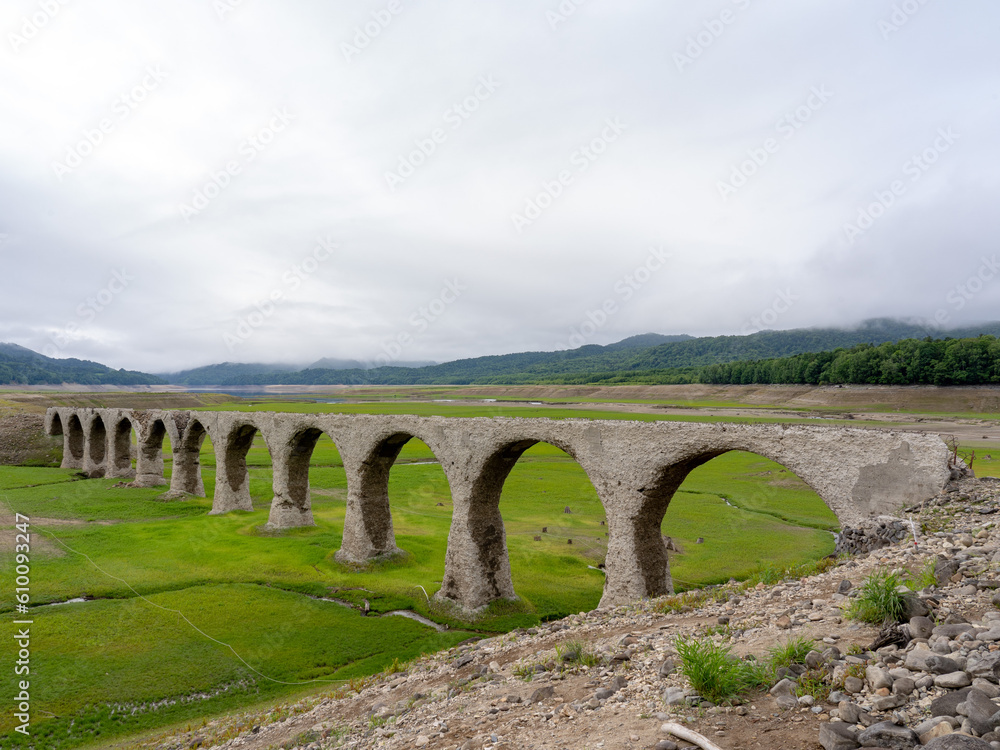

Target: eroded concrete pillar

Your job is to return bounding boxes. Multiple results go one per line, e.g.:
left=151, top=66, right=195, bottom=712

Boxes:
left=436, top=441, right=534, bottom=611
left=134, top=419, right=168, bottom=487
left=335, top=434, right=405, bottom=562
left=597, top=457, right=722, bottom=608
left=166, top=419, right=211, bottom=497
left=211, top=423, right=257, bottom=514
left=267, top=427, right=320, bottom=528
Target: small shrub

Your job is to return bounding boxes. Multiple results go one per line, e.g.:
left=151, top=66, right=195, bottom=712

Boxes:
left=847, top=569, right=908, bottom=624
left=674, top=637, right=763, bottom=704
left=768, top=637, right=815, bottom=670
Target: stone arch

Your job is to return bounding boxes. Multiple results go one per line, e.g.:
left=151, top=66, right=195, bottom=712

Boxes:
left=439, top=435, right=606, bottom=611
left=337, top=429, right=452, bottom=563
left=211, top=420, right=272, bottom=514
left=84, top=414, right=108, bottom=477
left=108, top=416, right=137, bottom=479
left=626, top=442, right=841, bottom=603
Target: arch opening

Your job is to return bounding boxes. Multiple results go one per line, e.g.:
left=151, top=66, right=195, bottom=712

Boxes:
left=112, top=417, right=136, bottom=477
left=66, top=414, right=84, bottom=461
left=87, top=415, right=107, bottom=475
left=654, top=449, right=838, bottom=592
left=494, top=441, right=608, bottom=615
left=440, top=437, right=607, bottom=614
left=225, top=423, right=261, bottom=493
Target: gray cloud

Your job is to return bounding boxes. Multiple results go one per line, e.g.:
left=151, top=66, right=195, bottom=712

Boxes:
left=1, top=0, right=998, bottom=372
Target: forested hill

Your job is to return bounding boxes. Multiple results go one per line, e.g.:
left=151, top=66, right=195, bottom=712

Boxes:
left=167, top=319, right=1000, bottom=386
left=701, top=336, right=1000, bottom=386
left=0, top=343, right=163, bottom=385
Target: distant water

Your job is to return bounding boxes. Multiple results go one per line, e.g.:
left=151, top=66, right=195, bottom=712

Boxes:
left=184, top=387, right=344, bottom=402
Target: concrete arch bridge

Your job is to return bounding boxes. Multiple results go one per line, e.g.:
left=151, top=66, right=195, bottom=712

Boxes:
left=44, top=407, right=950, bottom=612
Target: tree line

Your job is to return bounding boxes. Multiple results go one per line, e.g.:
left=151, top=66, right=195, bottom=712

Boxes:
left=699, top=336, right=1000, bottom=386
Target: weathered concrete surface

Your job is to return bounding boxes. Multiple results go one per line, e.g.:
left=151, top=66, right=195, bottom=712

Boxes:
left=44, top=407, right=952, bottom=612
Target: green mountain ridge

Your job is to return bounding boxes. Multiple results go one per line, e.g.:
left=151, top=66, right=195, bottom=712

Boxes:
left=0, top=343, right=162, bottom=386
left=165, top=318, right=1000, bottom=386
left=6, top=318, right=1000, bottom=387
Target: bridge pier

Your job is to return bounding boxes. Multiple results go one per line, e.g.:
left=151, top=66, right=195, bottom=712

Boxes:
left=134, top=418, right=168, bottom=487
left=211, top=422, right=257, bottom=514
left=335, top=437, right=402, bottom=562
left=267, top=434, right=316, bottom=528
left=107, top=416, right=136, bottom=479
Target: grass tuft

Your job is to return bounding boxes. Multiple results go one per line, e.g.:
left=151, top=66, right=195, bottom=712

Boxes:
left=674, top=637, right=769, bottom=704
left=767, top=637, right=815, bottom=670
left=846, top=569, right=908, bottom=624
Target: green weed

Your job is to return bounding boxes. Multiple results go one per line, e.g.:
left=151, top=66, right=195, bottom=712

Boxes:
left=847, top=569, right=908, bottom=624
left=674, top=637, right=766, bottom=704
left=768, top=637, right=816, bottom=670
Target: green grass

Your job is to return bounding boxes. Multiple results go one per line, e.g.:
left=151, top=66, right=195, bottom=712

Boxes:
left=768, top=637, right=816, bottom=670
left=0, top=405, right=842, bottom=746
left=0, top=584, right=466, bottom=749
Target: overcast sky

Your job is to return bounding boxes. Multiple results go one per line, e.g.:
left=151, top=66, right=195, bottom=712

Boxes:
left=1, top=1, right=998, bottom=372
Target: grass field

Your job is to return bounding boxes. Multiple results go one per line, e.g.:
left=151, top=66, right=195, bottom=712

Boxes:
left=6, top=392, right=986, bottom=748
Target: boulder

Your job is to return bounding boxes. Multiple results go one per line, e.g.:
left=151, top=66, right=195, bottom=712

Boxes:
left=924, top=734, right=994, bottom=749
left=932, top=688, right=975, bottom=717
left=819, top=721, right=861, bottom=750
left=927, top=655, right=964, bottom=675
left=935, top=671, right=973, bottom=689
left=963, top=688, right=1000, bottom=736
left=770, top=678, right=799, bottom=709
left=856, top=720, right=919, bottom=748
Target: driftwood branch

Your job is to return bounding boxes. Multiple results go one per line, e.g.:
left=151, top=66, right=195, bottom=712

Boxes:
left=660, top=722, right=726, bottom=750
